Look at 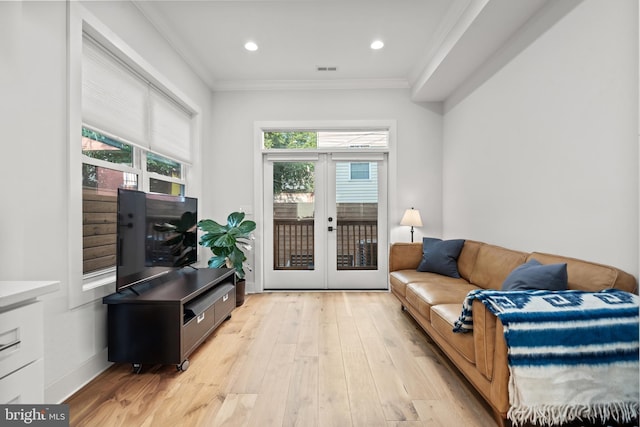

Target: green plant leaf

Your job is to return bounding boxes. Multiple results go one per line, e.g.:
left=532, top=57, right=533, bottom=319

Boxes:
left=197, top=219, right=226, bottom=234
left=210, top=245, right=232, bottom=258
left=199, top=233, right=221, bottom=247
left=207, top=255, right=227, bottom=269
left=228, top=246, right=246, bottom=264
left=213, top=234, right=236, bottom=248
left=238, top=220, right=256, bottom=234
left=227, top=212, right=245, bottom=228
left=228, top=247, right=247, bottom=278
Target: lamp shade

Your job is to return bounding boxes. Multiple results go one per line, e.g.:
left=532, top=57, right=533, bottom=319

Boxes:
left=400, top=208, right=422, bottom=227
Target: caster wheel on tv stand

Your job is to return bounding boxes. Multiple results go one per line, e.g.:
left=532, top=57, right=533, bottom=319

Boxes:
left=177, top=359, right=189, bottom=372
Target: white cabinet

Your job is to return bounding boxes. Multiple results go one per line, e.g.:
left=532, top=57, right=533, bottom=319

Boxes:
left=0, top=281, right=59, bottom=404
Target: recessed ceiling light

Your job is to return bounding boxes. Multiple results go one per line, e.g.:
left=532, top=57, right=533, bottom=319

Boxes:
left=370, top=40, right=384, bottom=50
left=244, top=41, right=258, bottom=52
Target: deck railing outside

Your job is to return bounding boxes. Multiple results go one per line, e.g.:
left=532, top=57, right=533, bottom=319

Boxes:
left=273, top=218, right=377, bottom=270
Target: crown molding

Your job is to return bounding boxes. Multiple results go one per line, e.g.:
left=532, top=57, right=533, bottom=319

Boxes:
left=132, top=0, right=216, bottom=90
left=212, top=78, right=410, bottom=92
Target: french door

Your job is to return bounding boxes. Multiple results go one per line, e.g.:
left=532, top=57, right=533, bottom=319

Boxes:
left=263, top=153, right=388, bottom=290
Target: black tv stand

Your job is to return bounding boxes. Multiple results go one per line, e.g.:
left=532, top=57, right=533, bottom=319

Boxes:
left=103, top=268, right=235, bottom=373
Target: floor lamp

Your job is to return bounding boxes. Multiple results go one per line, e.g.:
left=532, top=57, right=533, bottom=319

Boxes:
left=400, top=208, right=423, bottom=242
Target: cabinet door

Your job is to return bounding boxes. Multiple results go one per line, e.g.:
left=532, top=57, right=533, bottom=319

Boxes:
left=0, top=301, right=43, bottom=379
left=107, top=303, right=182, bottom=365
left=0, top=359, right=44, bottom=404
left=182, top=302, right=217, bottom=357
left=182, top=283, right=235, bottom=357
left=214, top=285, right=235, bottom=324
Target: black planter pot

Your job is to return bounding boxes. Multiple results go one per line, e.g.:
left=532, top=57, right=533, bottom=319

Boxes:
left=235, top=279, right=246, bottom=307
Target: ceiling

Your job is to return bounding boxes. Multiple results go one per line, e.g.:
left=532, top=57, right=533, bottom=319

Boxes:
left=132, top=0, right=565, bottom=101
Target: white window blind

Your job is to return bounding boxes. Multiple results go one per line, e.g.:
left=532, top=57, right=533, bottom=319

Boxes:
left=82, top=34, right=193, bottom=163
left=82, top=37, right=149, bottom=149
left=150, top=89, right=192, bottom=163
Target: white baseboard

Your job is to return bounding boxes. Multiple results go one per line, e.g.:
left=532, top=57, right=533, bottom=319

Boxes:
left=46, top=348, right=112, bottom=404
left=245, top=280, right=258, bottom=294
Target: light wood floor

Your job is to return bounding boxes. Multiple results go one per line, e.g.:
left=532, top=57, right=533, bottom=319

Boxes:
left=66, top=292, right=496, bottom=427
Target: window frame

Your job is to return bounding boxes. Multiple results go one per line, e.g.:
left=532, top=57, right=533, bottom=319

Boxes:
left=68, top=4, right=199, bottom=308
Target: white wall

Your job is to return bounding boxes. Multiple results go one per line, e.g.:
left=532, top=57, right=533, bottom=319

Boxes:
left=442, top=0, right=639, bottom=276
left=206, top=89, right=443, bottom=254
left=7, top=0, right=634, bottom=406
left=0, top=1, right=211, bottom=403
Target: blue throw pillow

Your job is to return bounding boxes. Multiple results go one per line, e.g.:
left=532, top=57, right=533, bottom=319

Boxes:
left=417, top=238, right=465, bottom=278
left=501, top=259, right=568, bottom=291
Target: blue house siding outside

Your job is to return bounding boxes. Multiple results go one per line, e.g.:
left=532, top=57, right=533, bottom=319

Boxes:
left=336, top=162, right=378, bottom=203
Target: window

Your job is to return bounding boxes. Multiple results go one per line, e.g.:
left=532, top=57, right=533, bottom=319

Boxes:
left=317, top=131, right=388, bottom=149
left=350, top=163, right=371, bottom=180
left=82, top=128, right=137, bottom=275
left=71, top=13, right=196, bottom=304
left=263, top=130, right=388, bottom=150
left=81, top=127, right=188, bottom=276
left=147, top=152, right=185, bottom=196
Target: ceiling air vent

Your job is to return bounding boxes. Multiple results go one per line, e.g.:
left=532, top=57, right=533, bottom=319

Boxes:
left=316, top=66, right=338, bottom=72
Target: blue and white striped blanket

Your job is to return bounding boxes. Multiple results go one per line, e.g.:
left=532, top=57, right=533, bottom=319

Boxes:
left=453, top=288, right=639, bottom=426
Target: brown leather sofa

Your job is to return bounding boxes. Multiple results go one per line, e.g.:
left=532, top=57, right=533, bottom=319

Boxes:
left=389, top=240, right=637, bottom=426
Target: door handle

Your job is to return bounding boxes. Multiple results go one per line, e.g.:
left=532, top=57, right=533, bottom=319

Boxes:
left=328, top=226, right=334, bottom=232
left=0, top=340, right=21, bottom=353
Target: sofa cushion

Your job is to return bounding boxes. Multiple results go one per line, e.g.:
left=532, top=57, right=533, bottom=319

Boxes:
left=457, top=240, right=484, bottom=281
left=501, top=259, right=568, bottom=291
left=431, top=304, right=476, bottom=364
left=406, top=289, right=433, bottom=321
left=390, top=270, right=430, bottom=298
left=417, top=238, right=465, bottom=278
left=406, top=279, right=479, bottom=320
left=469, top=244, right=528, bottom=290
left=528, top=252, right=638, bottom=293
left=389, top=242, right=423, bottom=272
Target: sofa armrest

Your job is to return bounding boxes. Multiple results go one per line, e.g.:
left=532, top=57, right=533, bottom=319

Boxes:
left=389, top=242, right=423, bottom=272
left=472, top=300, right=509, bottom=413
left=473, top=299, right=496, bottom=380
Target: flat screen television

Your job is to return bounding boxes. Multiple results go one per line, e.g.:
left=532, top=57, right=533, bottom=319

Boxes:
left=116, top=188, right=198, bottom=292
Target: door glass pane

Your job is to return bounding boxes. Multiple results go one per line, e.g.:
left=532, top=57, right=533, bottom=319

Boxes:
left=273, top=161, right=315, bottom=270
left=335, top=162, right=378, bottom=270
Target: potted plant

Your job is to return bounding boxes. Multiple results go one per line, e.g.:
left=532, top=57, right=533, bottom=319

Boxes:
left=197, top=212, right=256, bottom=306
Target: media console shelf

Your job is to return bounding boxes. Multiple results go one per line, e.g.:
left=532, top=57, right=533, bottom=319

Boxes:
left=103, top=268, right=235, bottom=373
